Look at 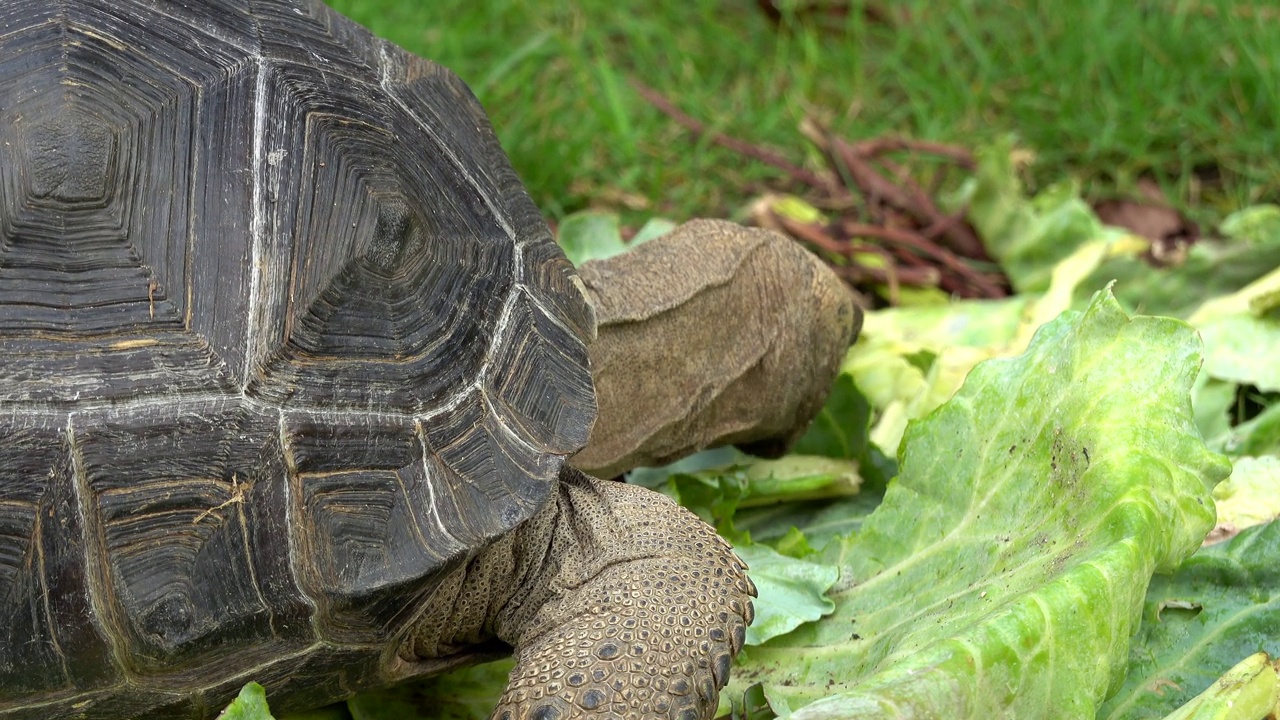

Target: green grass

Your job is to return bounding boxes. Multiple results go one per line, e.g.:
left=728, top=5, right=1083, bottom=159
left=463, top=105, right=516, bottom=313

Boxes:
left=322, top=0, right=1279, bottom=225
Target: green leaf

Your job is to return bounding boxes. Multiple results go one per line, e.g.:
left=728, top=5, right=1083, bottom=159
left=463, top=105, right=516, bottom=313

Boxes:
left=554, top=210, right=674, bottom=266
left=1097, top=521, right=1280, bottom=719
left=734, top=543, right=838, bottom=646
left=349, top=660, right=514, bottom=720
left=1212, top=401, right=1280, bottom=458
left=726, top=290, right=1227, bottom=719
left=959, top=137, right=1128, bottom=294
left=670, top=469, right=749, bottom=539
left=1219, top=205, right=1280, bottom=246
left=217, top=683, right=275, bottom=720
left=772, top=526, right=818, bottom=559
left=624, top=446, right=745, bottom=490
left=1073, top=205, right=1280, bottom=321
left=630, top=217, right=677, bottom=244
left=860, top=295, right=1032, bottom=351
left=845, top=290, right=1083, bottom=457
left=792, top=374, right=873, bottom=460
left=960, top=139, right=1280, bottom=319
left=1187, top=261, right=1280, bottom=327
left=1200, top=316, right=1280, bottom=392
left=736, top=456, right=862, bottom=503
left=1074, top=244, right=1280, bottom=322
left=555, top=210, right=628, bottom=265
left=734, top=495, right=883, bottom=551
left=792, top=372, right=897, bottom=490
left=1192, top=375, right=1237, bottom=447
left=737, top=683, right=781, bottom=720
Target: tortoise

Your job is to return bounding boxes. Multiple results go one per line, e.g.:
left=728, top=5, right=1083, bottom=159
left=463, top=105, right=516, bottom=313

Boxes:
left=0, top=1, right=859, bottom=718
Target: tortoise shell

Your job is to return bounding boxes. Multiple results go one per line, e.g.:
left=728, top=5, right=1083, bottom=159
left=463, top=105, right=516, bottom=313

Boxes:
left=0, top=0, right=596, bottom=715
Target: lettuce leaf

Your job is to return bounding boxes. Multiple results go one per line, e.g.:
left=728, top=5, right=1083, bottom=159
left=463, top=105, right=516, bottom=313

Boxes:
left=727, top=291, right=1228, bottom=719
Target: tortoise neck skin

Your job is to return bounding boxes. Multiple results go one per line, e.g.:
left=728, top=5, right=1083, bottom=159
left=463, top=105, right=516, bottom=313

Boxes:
left=570, top=219, right=861, bottom=478
left=403, top=467, right=755, bottom=720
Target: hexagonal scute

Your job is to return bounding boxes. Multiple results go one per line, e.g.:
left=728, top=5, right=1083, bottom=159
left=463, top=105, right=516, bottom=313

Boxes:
left=244, top=55, right=517, bottom=414
left=485, top=291, right=597, bottom=456
left=0, top=415, right=119, bottom=702
left=0, top=1, right=258, bottom=403
left=283, top=388, right=559, bottom=642
left=71, top=400, right=314, bottom=681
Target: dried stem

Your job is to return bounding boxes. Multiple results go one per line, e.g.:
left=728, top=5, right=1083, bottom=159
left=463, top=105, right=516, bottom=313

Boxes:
left=851, top=137, right=975, bottom=168
left=633, top=76, right=1010, bottom=306
left=632, top=80, right=837, bottom=192
left=842, top=221, right=1005, bottom=298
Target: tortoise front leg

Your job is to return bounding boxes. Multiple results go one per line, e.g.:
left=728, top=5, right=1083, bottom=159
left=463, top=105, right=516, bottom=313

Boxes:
left=493, top=467, right=753, bottom=719
left=407, top=466, right=754, bottom=720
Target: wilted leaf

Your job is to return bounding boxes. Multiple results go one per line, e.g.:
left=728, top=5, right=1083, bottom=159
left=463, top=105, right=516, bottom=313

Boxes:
left=1158, top=652, right=1280, bottom=720
left=1097, top=522, right=1280, bottom=719
left=218, top=683, right=275, bottom=720
left=666, top=455, right=862, bottom=541
left=769, top=194, right=828, bottom=224
left=734, top=543, right=839, bottom=646
left=1205, top=457, right=1280, bottom=545
left=725, top=291, right=1227, bottom=719
left=735, top=495, right=884, bottom=551
left=1093, top=199, right=1193, bottom=245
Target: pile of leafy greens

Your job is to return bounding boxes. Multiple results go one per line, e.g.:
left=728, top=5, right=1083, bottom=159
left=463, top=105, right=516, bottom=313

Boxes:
left=226, top=143, right=1280, bottom=720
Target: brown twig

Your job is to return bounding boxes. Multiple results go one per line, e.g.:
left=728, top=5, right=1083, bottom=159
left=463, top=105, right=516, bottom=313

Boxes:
left=851, top=137, right=976, bottom=168
left=920, top=207, right=971, bottom=243
left=832, top=263, right=942, bottom=305
left=632, top=75, right=1010, bottom=305
left=771, top=213, right=956, bottom=304
left=801, top=118, right=988, bottom=259
left=842, top=221, right=1006, bottom=298
left=772, top=213, right=846, bottom=255
left=874, top=155, right=988, bottom=259
left=632, top=80, right=838, bottom=192
left=800, top=119, right=906, bottom=216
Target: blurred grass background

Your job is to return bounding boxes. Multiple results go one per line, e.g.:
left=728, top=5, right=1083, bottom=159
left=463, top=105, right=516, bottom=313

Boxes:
left=322, top=0, right=1279, bottom=225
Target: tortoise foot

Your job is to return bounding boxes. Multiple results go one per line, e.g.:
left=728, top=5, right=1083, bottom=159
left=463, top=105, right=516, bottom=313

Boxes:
left=492, top=476, right=755, bottom=720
